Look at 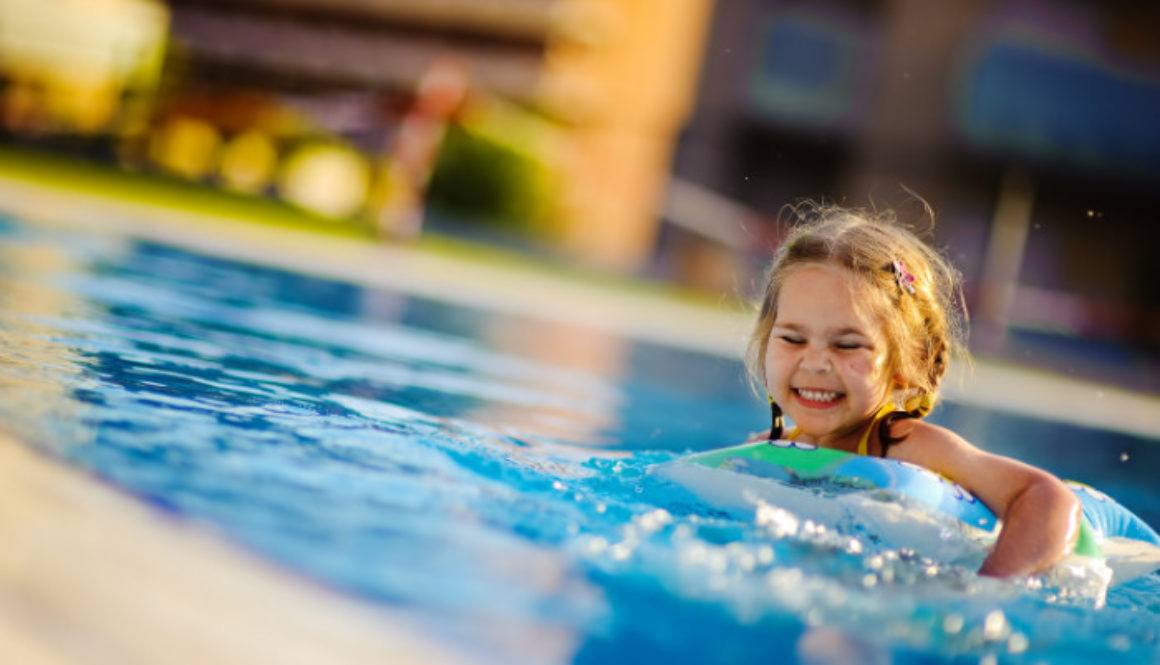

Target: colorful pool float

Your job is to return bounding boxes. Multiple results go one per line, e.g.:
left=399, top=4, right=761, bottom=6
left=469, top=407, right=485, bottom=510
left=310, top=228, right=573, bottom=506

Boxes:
left=657, top=439, right=1160, bottom=585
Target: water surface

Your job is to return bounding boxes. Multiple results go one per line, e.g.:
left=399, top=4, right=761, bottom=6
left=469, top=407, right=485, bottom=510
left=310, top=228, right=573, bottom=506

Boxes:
left=1, top=215, right=1157, bottom=664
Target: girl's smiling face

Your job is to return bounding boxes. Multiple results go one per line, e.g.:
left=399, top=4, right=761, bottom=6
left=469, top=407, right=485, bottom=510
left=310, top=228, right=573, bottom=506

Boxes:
left=764, top=263, right=891, bottom=450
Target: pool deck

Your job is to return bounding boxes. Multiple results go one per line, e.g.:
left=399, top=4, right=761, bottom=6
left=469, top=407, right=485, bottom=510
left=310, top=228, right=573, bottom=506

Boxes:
left=0, top=164, right=1157, bottom=664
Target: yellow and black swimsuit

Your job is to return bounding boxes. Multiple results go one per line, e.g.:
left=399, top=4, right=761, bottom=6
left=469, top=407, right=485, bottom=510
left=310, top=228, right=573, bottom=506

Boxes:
left=783, top=401, right=899, bottom=457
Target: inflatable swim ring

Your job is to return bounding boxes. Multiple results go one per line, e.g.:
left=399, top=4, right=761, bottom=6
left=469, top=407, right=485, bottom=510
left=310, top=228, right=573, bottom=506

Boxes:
left=656, top=439, right=1160, bottom=585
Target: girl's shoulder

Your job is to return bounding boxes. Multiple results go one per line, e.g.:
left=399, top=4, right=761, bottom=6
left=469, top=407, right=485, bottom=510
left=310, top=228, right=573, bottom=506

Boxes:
left=885, top=419, right=979, bottom=470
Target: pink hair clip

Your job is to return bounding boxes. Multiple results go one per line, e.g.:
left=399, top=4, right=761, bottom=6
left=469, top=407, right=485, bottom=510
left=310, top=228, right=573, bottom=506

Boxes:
left=891, top=259, right=916, bottom=294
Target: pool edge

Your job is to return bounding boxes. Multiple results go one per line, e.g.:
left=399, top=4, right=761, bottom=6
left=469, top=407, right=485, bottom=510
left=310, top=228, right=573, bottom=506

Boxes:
left=0, top=429, right=479, bottom=665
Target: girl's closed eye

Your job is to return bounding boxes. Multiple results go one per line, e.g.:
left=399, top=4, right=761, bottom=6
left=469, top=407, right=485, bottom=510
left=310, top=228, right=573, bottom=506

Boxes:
left=833, top=333, right=875, bottom=351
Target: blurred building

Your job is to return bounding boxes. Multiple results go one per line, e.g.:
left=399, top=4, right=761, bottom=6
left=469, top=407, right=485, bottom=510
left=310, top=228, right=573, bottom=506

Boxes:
left=0, top=0, right=168, bottom=138
left=672, top=0, right=1160, bottom=375
left=1, top=0, right=1157, bottom=381
left=0, top=0, right=714, bottom=272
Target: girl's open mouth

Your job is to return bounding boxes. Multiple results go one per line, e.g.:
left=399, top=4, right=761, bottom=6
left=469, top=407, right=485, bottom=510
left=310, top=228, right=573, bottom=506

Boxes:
left=793, top=388, right=844, bottom=407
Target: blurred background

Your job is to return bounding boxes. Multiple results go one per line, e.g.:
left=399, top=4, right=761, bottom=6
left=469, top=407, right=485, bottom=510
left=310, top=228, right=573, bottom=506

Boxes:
left=0, top=0, right=1157, bottom=392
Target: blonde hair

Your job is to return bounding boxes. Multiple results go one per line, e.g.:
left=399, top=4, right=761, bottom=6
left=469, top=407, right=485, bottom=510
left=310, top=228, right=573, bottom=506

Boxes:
left=748, top=203, right=967, bottom=425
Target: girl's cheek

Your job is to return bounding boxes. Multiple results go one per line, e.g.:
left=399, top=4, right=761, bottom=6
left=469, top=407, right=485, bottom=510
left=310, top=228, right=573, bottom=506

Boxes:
left=845, top=356, right=878, bottom=377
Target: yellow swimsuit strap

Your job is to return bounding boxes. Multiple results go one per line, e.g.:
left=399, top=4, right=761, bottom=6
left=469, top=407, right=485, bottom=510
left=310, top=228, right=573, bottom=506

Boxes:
left=782, top=401, right=898, bottom=457
left=856, top=402, right=898, bottom=456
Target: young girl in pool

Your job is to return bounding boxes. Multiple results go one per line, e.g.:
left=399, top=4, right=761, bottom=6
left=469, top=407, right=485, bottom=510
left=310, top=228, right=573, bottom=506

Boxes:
left=749, top=204, right=1082, bottom=577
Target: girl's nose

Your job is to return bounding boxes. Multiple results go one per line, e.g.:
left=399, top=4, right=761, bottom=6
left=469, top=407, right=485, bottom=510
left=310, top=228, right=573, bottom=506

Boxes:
left=800, top=347, right=832, bottom=374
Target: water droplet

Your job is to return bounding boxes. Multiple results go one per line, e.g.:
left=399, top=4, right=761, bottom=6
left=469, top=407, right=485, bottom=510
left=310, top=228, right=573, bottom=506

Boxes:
left=757, top=545, right=774, bottom=565
left=1008, top=632, right=1030, bottom=654
left=756, top=502, right=799, bottom=537
left=684, top=543, right=708, bottom=565
left=708, top=550, right=728, bottom=574
left=943, top=613, right=965, bottom=634
left=982, top=610, right=1009, bottom=641
left=638, top=508, right=672, bottom=532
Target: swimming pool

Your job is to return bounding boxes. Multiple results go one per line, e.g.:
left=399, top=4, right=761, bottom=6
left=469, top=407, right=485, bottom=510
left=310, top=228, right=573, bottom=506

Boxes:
left=2, top=212, right=1158, bottom=664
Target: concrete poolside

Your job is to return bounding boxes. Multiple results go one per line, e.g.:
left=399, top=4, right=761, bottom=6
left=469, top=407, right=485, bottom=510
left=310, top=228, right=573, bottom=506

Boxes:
left=0, top=162, right=1157, bottom=664
left=0, top=429, right=476, bottom=665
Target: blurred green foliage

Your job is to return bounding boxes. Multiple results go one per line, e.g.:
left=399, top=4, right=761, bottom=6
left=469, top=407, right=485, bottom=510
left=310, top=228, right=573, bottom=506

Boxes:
left=426, top=120, right=557, bottom=236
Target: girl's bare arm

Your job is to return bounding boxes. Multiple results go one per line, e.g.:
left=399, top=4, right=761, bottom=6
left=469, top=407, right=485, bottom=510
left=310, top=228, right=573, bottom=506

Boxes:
left=891, top=423, right=1082, bottom=577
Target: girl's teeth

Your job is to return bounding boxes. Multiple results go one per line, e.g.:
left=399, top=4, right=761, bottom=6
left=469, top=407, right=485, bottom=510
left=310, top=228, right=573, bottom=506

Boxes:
left=799, top=389, right=838, bottom=402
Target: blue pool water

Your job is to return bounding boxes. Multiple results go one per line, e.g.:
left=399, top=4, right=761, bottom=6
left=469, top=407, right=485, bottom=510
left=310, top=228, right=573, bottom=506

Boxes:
left=2, top=214, right=1159, bottom=664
